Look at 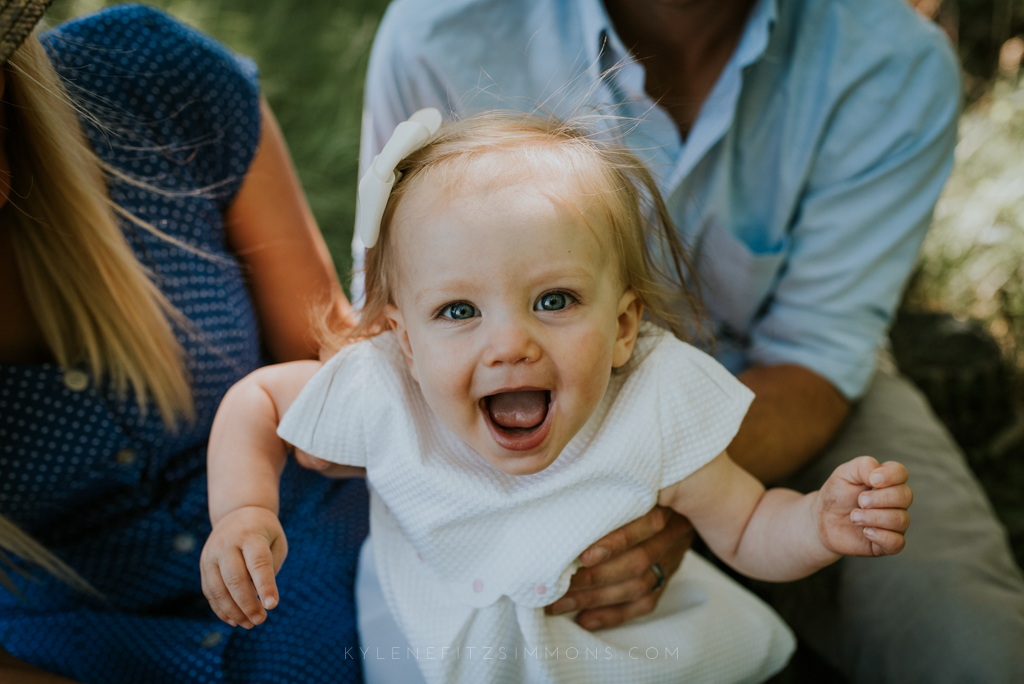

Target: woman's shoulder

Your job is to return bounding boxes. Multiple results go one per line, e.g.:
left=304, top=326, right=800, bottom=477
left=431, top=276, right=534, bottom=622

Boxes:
left=45, top=4, right=257, bottom=89
left=48, top=4, right=189, bottom=43
left=43, top=4, right=261, bottom=206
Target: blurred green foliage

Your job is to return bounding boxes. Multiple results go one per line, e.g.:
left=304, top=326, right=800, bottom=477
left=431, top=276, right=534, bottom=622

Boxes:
left=46, top=0, right=394, bottom=292
left=902, top=72, right=1024, bottom=568
left=910, top=0, right=1024, bottom=99
left=953, top=0, right=1024, bottom=95
left=906, top=75, right=1024, bottom=376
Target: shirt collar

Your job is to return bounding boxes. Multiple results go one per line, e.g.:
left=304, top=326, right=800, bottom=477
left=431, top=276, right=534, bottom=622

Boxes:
left=576, top=0, right=780, bottom=94
left=574, top=0, right=779, bottom=187
left=576, top=0, right=618, bottom=71
left=734, top=0, right=779, bottom=70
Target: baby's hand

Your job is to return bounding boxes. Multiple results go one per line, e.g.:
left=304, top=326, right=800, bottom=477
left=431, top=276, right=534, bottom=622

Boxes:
left=815, top=456, right=912, bottom=557
left=200, top=506, right=288, bottom=629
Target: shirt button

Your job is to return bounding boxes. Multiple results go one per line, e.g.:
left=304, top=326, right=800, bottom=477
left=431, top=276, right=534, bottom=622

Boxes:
left=115, top=448, right=138, bottom=466
left=173, top=533, right=197, bottom=554
left=62, top=369, right=89, bottom=392
left=199, top=631, right=223, bottom=648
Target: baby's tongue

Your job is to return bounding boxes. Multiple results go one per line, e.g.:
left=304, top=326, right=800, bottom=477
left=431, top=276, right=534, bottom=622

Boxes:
left=487, top=391, right=548, bottom=429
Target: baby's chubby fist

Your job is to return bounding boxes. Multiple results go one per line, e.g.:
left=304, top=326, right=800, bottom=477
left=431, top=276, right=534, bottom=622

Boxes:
left=200, top=506, right=289, bottom=630
left=814, top=456, right=913, bottom=558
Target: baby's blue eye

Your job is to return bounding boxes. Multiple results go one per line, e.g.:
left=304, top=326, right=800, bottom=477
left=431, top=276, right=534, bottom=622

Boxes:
left=536, top=293, right=570, bottom=311
left=441, top=302, right=479, bottom=320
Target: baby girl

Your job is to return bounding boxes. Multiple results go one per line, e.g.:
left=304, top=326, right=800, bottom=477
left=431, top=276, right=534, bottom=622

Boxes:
left=201, top=110, right=912, bottom=684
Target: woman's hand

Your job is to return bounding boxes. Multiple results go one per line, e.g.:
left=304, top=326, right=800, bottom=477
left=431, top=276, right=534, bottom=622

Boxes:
left=200, top=506, right=288, bottom=630
left=292, top=448, right=342, bottom=475
left=291, top=447, right=366, bottom=479
left=545, top=506, right=693, bottom=630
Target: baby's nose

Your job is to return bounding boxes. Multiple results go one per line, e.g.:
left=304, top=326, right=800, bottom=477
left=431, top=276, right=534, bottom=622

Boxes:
left=482, top=321, right=541, bottom=366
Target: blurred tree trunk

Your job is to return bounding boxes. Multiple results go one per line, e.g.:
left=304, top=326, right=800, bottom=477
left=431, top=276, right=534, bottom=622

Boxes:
left=909, top=0, right=1024, bottom=98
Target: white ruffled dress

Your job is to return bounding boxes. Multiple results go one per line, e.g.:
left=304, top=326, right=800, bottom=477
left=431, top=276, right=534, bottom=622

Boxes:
left=277, top=328, right=795, bottom=684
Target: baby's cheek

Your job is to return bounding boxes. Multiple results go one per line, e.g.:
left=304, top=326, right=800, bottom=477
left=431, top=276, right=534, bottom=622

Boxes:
left=580, top=371, right=611, bottom=407
left=437, top=372, right=480, bottom=427
left=427, top=346, right=473, bottom=394
left=568, top=342, right=614, bottom=404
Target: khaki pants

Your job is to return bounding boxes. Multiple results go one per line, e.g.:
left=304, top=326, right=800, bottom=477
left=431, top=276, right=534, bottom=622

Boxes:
left=758, top=365, right=1024, bottom=683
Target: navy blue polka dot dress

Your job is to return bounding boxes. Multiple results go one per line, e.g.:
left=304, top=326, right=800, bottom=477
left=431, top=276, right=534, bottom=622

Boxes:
left=0, top=5, right=368, bottom=682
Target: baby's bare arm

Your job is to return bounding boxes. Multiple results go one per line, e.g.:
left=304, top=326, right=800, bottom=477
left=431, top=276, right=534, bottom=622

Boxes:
left=659, top=452, right=910, bottom=581
left=203, top=361, right=328, bottom=628
left=207, top=360, right=324, bottom=525
left=659, top=452, right=835, bottom=581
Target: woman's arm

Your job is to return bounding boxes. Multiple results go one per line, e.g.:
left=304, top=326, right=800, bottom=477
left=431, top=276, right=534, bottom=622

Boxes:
left=223, top=98, right=353, bottom=363
left=659, top=452, right=912, bottom=581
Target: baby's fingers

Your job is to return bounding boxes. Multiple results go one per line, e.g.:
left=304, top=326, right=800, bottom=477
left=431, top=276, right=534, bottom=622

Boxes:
left=863, top=526, right=906, bottom=556
left=858, top=484, right=913, bottom=510
left=220, top=550, right=268, bottom=627
left=202, top=561, right=253, bottom=629
left=242, top=537, right=286, bottom=613
left=851, top=507, right=910, bottom=534
left=867, top=461, right=909, bottom=488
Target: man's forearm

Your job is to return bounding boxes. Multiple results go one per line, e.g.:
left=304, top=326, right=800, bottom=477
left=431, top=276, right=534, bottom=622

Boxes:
left=729, top=364, right=851, bottom=484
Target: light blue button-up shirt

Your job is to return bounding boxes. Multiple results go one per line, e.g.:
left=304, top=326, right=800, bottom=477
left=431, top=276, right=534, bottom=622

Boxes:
left=357, top=0, right=960, bottom=398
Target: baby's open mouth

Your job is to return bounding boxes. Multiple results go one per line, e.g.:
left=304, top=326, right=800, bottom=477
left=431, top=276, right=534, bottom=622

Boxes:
left=486, top=390, right=549, bottom=431
left=482, top=390, right=553, bottom=451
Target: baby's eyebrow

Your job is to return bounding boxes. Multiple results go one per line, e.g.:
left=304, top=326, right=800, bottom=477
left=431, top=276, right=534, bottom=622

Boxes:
left=414, top=267, right=597, bottom=307
left=526, top=265, right=596, bottom=287
left=414, top=278, right=481, bottom=306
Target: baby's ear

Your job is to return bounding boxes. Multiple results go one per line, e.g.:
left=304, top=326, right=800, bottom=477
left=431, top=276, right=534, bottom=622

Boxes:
left=385, top=305, right=419, bottom=382
left=612, top=290, right=643, bottom=368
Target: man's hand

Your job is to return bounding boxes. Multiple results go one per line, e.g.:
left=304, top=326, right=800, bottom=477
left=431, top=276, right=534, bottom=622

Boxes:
left=200, top=506, right=288, bottom=629
left=545, top=506, right=693, bottom=630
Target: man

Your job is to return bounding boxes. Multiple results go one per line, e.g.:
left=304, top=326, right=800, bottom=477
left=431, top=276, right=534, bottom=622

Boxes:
left=354, top=0, right=1024, bottom=680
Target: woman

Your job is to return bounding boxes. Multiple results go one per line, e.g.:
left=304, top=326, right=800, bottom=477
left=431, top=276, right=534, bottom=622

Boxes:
left=0, top=2, right=692, bottom=682
left=1, top=2, right=368, bottom=681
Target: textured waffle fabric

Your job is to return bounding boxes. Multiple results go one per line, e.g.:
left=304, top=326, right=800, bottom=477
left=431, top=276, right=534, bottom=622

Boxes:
left=279, top=327, right=796, bottom=683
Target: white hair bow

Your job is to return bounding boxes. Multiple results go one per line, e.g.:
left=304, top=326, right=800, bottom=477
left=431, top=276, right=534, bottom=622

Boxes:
left=356, top=108, right=444, bottom=248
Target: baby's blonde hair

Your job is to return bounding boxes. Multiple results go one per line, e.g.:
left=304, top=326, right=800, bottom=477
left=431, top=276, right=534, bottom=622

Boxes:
left=331, top=113, right=707, bottom=350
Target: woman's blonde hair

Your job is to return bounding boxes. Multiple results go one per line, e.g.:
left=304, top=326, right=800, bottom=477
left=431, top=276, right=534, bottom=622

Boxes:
left=330, top=113, right=707, bottom=350
left=5, top=35, right=195, bottom=425
left=0, top=35, right=198, bottom=594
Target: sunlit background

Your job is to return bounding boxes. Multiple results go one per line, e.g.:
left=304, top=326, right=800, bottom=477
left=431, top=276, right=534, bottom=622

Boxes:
left=44, top=1, right=1024, bottom=566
